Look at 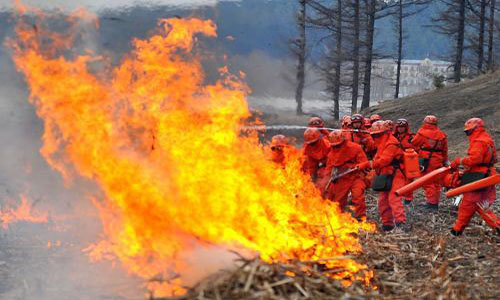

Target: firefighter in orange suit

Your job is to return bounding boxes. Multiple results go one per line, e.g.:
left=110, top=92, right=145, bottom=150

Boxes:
left=411, top=115, right=448, bottom=209
left=324, top=131, right=368, bottom=219
left=449, top=118, right=499, bottom=235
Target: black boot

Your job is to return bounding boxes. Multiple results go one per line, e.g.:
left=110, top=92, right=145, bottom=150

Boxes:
left=382, top=225, right=394, bottom=232
left=450, top=229, right=463, bottom=236
left=423, top=203, right=439, bottom=210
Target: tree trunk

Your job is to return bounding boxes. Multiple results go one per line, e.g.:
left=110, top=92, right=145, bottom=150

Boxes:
left=395, top=0, right=403, bottom=99
left=487, top=0, right=496, bottom=71
left=361, top=0, right=376, bottom=110
left=477, top=0, right=486, bottom=73
left=295, top=0, right=306, bottom=115
left=351, top=0, right=360, bottom=113
left=333, top=0, right=343, bottom=120
left=454, top=0, right=465, bottom=82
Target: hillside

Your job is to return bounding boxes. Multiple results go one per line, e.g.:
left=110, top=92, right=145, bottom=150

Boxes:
left=369, top=71, right=500, bottom=158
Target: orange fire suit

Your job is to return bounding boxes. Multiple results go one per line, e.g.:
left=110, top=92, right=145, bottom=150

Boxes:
left=452, top=128, right=499, bottom=232
left=345, top=130, right=376, bottom=158
left=325, top=141, right=368, bottom=218
left=412, top=124, right=448, bottom=205
left=302, top=137, right=331, bottom=193
left=371, top=135, right=406, bottom=226
left=395, top=131, right=416, bottom=201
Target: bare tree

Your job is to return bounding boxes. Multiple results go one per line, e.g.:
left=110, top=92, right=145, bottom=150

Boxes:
left=293, top=0, right=307, bottom=115
left=351, top=0, right=361, bottom=113
left=432, top=0, right=468, bottom=82
left=361, top=0, right=376, bottom=109
left=487, top=0, right=496, bottom=70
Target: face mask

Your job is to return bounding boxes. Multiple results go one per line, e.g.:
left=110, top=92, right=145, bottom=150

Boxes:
left=464, top=129, right=473, bottom=136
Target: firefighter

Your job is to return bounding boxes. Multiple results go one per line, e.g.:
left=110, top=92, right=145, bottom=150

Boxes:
left=341, top=115, right=352, bottom=130
left=302, top=128, right=331, bottom=194
left=324, top=130, right=368, bottom=219
left=270, top=135, right=292, bottom=166
left=394, top=118, right=416, bottom=203
left=345, top=114, right=376, bottom=158
left=411, top=115, right=449, bottom=210
left=357, top=121, right=407, bottom=231
left=385, top=120, right=395, bottom=134
left=370, top=114, right=382, bottom=125
left=394, top=119, right=415, bottom=150
left=364, top=118, right=372, bottom=130
left=449, top=118, right=499, bottom=235
left=308, top=117, right=330, bottom=137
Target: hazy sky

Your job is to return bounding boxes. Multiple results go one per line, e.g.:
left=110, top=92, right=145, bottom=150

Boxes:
left=0, top=0, right=233, bottom=11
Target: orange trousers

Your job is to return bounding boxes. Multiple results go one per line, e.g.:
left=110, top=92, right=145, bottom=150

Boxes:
left=422, top=164, right=443, bottom=204
left=453, top=186, right=499, bottom=232
left=378, top=172, right=406, bottom=226
left=327, top=174, right=366, bottom=218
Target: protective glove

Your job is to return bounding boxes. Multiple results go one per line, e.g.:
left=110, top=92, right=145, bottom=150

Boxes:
left=450, top=157, right=461, bottom=170
left=356, top=161, right=372, bottom=171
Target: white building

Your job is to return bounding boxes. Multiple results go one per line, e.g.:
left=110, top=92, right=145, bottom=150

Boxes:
left=370, top=58, right=455, bottom=101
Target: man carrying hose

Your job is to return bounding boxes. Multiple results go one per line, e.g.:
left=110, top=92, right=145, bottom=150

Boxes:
left=356, top=121, right=407, bottom=232
left=449, top=118, right=499, bottom=236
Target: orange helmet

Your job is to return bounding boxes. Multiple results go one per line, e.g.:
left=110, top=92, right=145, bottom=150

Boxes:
left=370, top=114, right=382, bottom=123
left=351, top=114, right=364, bottom=123
left=341, top=115, right=352, bottom=127
left=464, top=117, right=484, bottom=132
left=308, top=117, right=325, bottom=128
left=328, top=130, right=345, bottom=146
left=370, top=120, right=389, bottom=135
left=363, top=118, right=372, bottom=128
left=270, top=135, right=287, bottom=150
left=304, top=128, right=321, bottom=144
left=423, top=115, right=438, bottom=125
left=385, top=120, right=394, bottom=131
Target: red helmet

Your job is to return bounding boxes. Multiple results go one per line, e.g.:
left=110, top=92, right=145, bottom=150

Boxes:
left=304, top=128, right=321, bottom=144
left=385, top=120, right=395, bottom=131
left=341, top=115, right=352, bottom=127
left=423, top=115, right=438, bottom=125
left=308, top=117, right=324, bottom=128
left=363, top=118, right=372, bottom=128
left=351, top=114, right=364, bottom=123
left=370, top=114, right=382, bottom=123
left=370, top=120, right=389, bottom=135
left=270, top=135, right=287, bottom=149
left=396, top=118, right=409, bottom=127
left=328, top=130, right=345, bottom=146
left=464, top=117, right=484, bottom=132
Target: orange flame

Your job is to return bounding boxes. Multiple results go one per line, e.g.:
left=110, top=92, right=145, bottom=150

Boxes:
left=9, top=7, right=375, bottom=297
left=0, top=195, right=48, bottom=229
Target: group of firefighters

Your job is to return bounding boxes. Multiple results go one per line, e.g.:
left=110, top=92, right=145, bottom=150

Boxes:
left=269, top=114, right=499, bottom=235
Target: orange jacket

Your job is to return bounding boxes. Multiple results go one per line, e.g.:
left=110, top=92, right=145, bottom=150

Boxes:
left=372, top=135, right=404, bottom=176
left=326, top=141, right=368, bottom=172
left=412, top=123, right=448, bottom=164
left=394, top=132, right=415, bottom=150
left=302, top=137, right=330, bottom=177
left=462, top=128, right=497, bottom=174
left=344, top=131, right=376, bottom=155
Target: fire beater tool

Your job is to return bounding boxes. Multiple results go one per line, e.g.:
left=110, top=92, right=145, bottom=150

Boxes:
left=323, top=167, right=360, bottom=197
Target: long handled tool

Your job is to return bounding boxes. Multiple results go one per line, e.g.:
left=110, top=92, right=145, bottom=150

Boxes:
left=323, top=167, right=360, bottom=197
left=446, top=174, right=500, bottom=198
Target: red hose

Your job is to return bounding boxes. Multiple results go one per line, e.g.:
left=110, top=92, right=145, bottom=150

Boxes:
left=446, top=174, right=500, bottom=197
left=395, top=167, right=451, bottom=197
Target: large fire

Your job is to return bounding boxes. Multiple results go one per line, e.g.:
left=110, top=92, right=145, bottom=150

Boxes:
left=9, top=5, right=374, bottom=297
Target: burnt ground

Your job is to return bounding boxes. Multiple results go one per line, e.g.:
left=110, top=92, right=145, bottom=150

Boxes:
left=359, top=188, right=499, bottom=299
